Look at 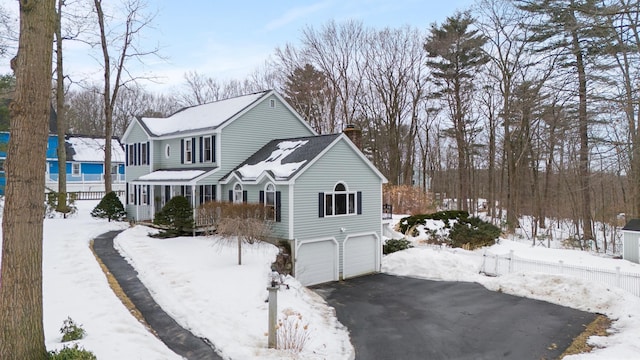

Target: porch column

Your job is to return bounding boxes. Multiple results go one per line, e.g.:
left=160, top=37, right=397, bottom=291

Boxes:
left=192, top=184, right=196, bottom=236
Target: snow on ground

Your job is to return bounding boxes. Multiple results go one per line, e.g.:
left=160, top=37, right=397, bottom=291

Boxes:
left=383, top=218, right=640, bottom=359
left=115, top=226, right=353, bottom=359
left=3, top=200, right=640, bottom=358
left=40, top=201, right=181, bottom=358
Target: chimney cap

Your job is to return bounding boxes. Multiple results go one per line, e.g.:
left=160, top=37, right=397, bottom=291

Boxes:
left=345, top=124, right=356, bottom=130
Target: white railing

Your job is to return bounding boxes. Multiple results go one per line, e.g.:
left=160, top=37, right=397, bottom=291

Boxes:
left=47, top=173, right=125, bottom=183
left=480, top=250, right=640, bottom=297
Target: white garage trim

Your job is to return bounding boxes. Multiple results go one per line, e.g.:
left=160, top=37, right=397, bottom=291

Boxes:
left=343, top=232, right=380, bottom=279
left=295, top=237, right=339, bottom=286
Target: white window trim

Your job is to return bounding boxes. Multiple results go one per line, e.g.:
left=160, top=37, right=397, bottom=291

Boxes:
left=325, top=182, right=356, bottom=217
left=71, top=162, right=80, bottom=176
left=184, top=139, right=193, bottom=164
left=233, top=183, right=243, bottom=204
left=264, top=183, right=276, bottom=221
left=140, top=143, right=148, bottom=165
left=203, top=137, right=212, bottom=162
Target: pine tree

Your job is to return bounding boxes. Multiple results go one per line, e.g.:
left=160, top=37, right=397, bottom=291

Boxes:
left=91, top=191, right=126, bottom=221
left=154, top=196, right=194, bottom=235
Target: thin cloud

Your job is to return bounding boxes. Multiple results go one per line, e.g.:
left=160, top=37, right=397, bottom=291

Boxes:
left=265, top=1, right=331, bottom=31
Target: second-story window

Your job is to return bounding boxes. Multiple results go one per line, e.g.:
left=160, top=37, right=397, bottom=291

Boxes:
left=140, top=143, right=148, bottom=165
left=128, top=144, right=135, bottom=165
left=204, top=137, right=212, bottom=162
left=184, top=139, right=193, bottom=163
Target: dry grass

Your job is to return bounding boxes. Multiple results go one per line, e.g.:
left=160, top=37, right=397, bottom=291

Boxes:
left=89, top=240, right=158, bottom=338
left=559, top=314, right=611, bottom=358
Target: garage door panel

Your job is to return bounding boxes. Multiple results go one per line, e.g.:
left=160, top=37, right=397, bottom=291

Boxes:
left=296, top=240, right=337, bottom=286
left=344, top=235, right=377, bottom=279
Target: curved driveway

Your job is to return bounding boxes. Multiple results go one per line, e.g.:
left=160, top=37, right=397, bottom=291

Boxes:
left=313, top=274, right=596, bottom=360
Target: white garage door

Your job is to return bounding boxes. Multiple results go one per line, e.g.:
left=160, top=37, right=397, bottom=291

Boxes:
left=344, top=234, right=378, bottom=279
left=296, top=239, right=338, bottom=286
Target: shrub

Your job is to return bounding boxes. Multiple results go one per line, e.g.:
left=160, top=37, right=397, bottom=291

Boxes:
left=383, top=238, right=413, bottom=255
left=49, top=344, right=96, bottom=360
left=91, top=191, right=126, bottom=222
left=153, top=196, right=194, bottom=236
left=448, top=217, right=501, bottom=250
left=398, top=210, right=469, bottom=234
left=276, top=309, right=310, bottom=353
left=60, top=317, right=86, bottom=342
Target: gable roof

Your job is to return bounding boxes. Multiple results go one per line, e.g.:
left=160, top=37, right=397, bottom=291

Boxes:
left=65, top=135, right=125, bottom=163
left=623, top=219, right=640, bottom=232
left=221, top=134, right=340, bottom=182
left=137, top=91, right=270, bottom=137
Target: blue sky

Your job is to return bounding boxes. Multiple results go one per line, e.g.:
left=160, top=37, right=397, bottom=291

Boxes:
left=0, top=0, right=475, bottom=92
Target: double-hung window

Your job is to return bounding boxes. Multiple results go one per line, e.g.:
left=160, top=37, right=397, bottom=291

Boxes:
left=140, top=143, right=148, bottom=165
left=184, top=139, right=193, bottom=163
left=71, top=163, right=80, bottom=176
left=203, top=137, right=212, bottom=162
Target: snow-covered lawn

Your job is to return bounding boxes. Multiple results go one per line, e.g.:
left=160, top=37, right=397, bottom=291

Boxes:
left=38, top=200, right=351, bottom=359
left=2, top=201, right=640, bottom=358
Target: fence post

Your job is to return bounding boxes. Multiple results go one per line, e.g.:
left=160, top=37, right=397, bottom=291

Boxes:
left=509, top=250, right=514, bottom=273
left=616, top=266, right=621, bottom=288
left=559, top=260, right=564, bottom=274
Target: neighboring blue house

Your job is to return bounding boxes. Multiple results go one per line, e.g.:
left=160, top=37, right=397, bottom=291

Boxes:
left=0, top=132, right=125, bottom=194
left=123, top=90, right=388, bottom=286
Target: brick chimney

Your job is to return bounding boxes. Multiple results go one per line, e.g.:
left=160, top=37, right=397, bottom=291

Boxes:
left=343, top=124, right=362, bottom=150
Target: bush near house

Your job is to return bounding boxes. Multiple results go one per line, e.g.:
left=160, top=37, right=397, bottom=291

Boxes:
left=153, top=196, right=194, bottom=237
left=449, top=217, right=501, bottom=250
left=383, top=238, right=413, bottom=255
left=91, top=191, right=126, bottom=221
left=398, top=210, right=469, bottom=235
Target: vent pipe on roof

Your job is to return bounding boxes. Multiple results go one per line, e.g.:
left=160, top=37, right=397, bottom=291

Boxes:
left=343, top=124, right=362, bottom=150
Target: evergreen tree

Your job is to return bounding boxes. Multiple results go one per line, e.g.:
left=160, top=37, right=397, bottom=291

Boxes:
left=424, top=11, right=490, bottom=212
left=91, top=191, right=126, bottom=221
left=154, top=196, right=193, bottom=235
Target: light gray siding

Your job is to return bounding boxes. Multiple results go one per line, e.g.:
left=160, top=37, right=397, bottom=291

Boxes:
left=623, top=231, right=640, bottom=263
left=218, top=94, right=314, bottom=179
left=220, top=180, right=291, bottom=240
left=292, top=139, right=383, bottom=276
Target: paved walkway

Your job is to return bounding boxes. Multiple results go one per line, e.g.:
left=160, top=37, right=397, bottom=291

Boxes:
left=92, top=230, right=222, bottom=360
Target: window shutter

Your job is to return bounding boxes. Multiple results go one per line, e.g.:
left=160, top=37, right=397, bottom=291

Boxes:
left=259, top=191, right=264, bottom=204
left=228, top=190, right=233, bottom=202
left=133, top=144, right=137, bottom=166
left=242, top=190, right=247, bottom=203
left=200, top=186, right=204, bottom=205
left=146, top=141, right=150, bottom=165
left=191, top=137, right=196, bottom=163
left=125, top=183, right=129, bottom=205
left=357, top=191, right=362, bottom=215
left=134, top=185, right=138, bottom=205
left=137, top=143, right=141, bottom=165
left=275, top=191, right=281, bottom=222
left=199, top=137, right=203, bottom=163
left=125, top=146, right=128, bottom=165
left=147, top=185, right=151, bottom=205
left=212, top=136, right=216, bottom=162
left=181, top=139, right=184, bottom=164
left=318, top=192, right=324, bottom=218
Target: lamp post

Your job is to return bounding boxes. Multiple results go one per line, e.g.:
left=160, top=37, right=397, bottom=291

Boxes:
left=267, top=272, right=280, bottom=349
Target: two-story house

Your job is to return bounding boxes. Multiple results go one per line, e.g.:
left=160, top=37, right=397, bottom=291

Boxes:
left=122, top=90, right=387, bottom=285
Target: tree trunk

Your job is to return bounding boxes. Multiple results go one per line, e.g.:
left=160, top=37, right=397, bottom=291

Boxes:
left=0, top=0, right=55, bottom=358
left=55, top=0, right=68, bottom=213
left=570, top=12, right=593, bottom=241
left=94, top=0, right=112, bottom=193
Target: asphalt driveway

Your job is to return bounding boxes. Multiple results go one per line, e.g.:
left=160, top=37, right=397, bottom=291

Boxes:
left=313, top=274, right=596, bottom=360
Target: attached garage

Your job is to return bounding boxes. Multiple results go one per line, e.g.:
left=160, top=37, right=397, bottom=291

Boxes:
left=343, top=234, right=379, bottom=279
left=295, top=239, right=338, bottom=286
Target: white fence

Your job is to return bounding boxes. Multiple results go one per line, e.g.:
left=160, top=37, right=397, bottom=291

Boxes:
left=480, top=250, right=640, bottom=297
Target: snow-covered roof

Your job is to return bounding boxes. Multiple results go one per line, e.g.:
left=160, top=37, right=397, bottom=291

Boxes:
left=136, top=170, right=206, bottom=182
left=66, top=136, right=125, bottom=163
left=222, top=134, right=340, bottom=182
left=139, top=91, right=269, bottom=137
